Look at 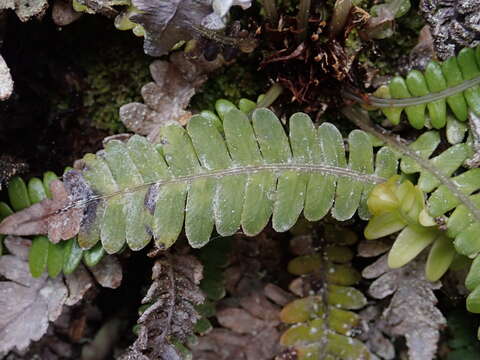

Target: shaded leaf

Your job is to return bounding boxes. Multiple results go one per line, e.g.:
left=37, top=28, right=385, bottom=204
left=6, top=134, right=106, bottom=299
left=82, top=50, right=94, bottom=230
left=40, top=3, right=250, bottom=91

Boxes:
left=130, top=0, right=222, bottom=57
left=52, top=0, right=82, bottom=26
left=446, top=309, right=480, bottom=360
left=191, top=235, right=284, bottom=360
left=89, top=255, right=123, bottom=289
left=278, top=231, right=371, bottom=360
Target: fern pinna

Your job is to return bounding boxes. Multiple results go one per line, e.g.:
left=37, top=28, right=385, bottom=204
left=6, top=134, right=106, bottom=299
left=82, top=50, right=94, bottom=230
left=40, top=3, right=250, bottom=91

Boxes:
left=279, top=226, right=371, bottom=359
left=345, top=46, right=480, bottom=130
left=0, top=106, right=397, bottom=254
left=362, top=128, right=480, bottom=314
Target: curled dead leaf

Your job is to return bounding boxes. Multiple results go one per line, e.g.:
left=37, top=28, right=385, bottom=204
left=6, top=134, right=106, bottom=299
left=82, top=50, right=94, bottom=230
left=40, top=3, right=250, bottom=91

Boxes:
left=120, top=52, right=223, bottom=139
left=362, top=254, right=446, bottom=360
left=0, top=54, right=13, bottom=101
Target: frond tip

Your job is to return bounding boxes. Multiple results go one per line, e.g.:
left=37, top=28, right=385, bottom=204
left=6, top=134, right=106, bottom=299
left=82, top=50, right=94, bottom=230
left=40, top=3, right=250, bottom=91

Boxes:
left=0, top=107, right=398, bottom=253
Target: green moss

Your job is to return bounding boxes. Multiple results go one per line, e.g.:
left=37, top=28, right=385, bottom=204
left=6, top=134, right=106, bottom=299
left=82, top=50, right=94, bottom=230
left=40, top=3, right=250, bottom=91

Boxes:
left=190, top=62, right=265, bottom=112
left=81, top=45, right=151, bottom=133
left=354, top=3, right=425, bottom=78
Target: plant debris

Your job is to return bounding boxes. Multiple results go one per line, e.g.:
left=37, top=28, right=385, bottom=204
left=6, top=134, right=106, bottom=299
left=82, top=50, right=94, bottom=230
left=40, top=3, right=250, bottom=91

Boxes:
left=362, top=254, right=447, bottom=360
left=0, top=156, right=27, bottom=190
left=131, top=0, right=224, bottom=57
left=0, top=178, right=83, bottom=242
left=119, top=52, right=223, bottom=139
left=0, top=0, right=48, bottom=22
left=121, top=254, right=204, bottom=360
left=190, top=235, right=284, bottom=360
left=0, top=238, right=68, bottom=354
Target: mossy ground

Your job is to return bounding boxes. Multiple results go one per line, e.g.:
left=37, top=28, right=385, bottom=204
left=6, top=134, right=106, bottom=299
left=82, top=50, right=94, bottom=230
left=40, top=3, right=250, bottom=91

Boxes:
left=191, top=61, right=266, bottom=112
left=79, top=37, right=151, bottom=133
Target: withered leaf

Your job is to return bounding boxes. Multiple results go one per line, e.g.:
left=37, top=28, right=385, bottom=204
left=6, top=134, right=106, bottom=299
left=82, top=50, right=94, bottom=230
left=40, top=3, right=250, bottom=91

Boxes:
left=359, top=305, right=395, bottom=360
left=362, top=254, right=446, bottom=360
left=216, top=308, right=269, bottom=334
left=89, top=255, right=123, bottom=289
left=122, top=254, right=204, bottom=360
left=192, top=278, right=282, bottom=359
left=120, top=52, right=223, bottom=139
left=64, top=264, right=95, bottom=306
left=130, top=0, right=222, bottom=57
left=192, top=327, right=281, bottom=360
left=0, top=236, right=122, bottom=354
left=0, top=242, right=68, bottom=353
left=357, top=239, right=390, bottom=258
left=0, top=177, right=84, bottom=243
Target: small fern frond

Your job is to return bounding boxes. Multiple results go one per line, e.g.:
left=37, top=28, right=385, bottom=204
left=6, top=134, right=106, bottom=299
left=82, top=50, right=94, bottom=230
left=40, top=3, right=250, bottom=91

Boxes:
left=53, top=106, right=398, bottom=254
left=364, top=176, right=456, bottom=282
left=279, top=227, right=371, bottom=360
left=344, top=106, right=480, bottom=224
left=345, top=46, right=480, bottom=129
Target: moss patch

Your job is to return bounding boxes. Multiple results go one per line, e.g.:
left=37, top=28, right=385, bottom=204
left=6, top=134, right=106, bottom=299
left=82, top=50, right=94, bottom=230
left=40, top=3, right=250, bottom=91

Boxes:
left=81, top=45, right=151, bottom=133
left=190, top=62, right=265, bottom=112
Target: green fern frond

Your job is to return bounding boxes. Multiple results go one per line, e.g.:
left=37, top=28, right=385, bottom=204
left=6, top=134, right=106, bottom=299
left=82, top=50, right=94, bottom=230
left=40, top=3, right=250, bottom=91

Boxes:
left=279, top=227, right=371, bottom=360
left=192, top=236, right=232, bottom=336
left=355, top=46, right=480, bottom=129
left=70, top=105, right=398, bottom=254
left=363, top=125, right=480, bottom=275
left=364, top=176, right=457, bottom=282
left=446, top=309, right=480, bottom=360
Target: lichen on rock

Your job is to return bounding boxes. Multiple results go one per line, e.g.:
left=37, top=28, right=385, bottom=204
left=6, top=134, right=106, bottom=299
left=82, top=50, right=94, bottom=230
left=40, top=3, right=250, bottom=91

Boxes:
left=0, top=54, right=13, bottom=100
left=0, top=0, right=49, bottom=22
left=420, top=0, right=480, bottom=60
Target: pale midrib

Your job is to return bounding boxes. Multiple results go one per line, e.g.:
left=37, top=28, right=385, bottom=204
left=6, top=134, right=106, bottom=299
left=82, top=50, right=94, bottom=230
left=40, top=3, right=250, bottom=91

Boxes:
left=64, top=163, right=386, bottom=210
left=344, top=76, right=480, bottom=108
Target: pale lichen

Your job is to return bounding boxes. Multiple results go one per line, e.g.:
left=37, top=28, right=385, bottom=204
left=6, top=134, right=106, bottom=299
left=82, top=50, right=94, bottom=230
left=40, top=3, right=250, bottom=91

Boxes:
left=0, top=54, right=13, bottom=101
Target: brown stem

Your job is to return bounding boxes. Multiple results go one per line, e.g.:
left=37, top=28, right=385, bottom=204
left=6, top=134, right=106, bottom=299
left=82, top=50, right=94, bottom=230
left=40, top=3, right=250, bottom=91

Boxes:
left=263, top=0, right=278, bottom=24
left=297, top=0, right=311, bottom=41
left=329, top=0, right=352, bottom=38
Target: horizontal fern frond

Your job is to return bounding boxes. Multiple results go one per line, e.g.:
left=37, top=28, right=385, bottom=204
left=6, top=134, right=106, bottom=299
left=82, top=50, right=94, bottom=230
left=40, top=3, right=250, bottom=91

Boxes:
left=65, top=107, right=398, bottom=253
left=346, top=46, right=480, bottom=129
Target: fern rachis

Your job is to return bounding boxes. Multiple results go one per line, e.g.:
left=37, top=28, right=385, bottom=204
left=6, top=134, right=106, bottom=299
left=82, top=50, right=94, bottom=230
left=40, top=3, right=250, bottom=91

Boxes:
left=344, top=46, right=480, bottom=130
left=0, top=107, right=398, bottom=254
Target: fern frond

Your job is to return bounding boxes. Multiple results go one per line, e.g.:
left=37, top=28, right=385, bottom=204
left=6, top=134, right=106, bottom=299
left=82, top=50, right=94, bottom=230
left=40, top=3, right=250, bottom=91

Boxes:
left=364, top=176, right=456, bottom=282
left=60, top=106, right=398, bottom=254
left=279, top=227, right=371, bottom=360
left=345, top=46, right=480, bottom=129
left=344, top=106, right=480, bottom=224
